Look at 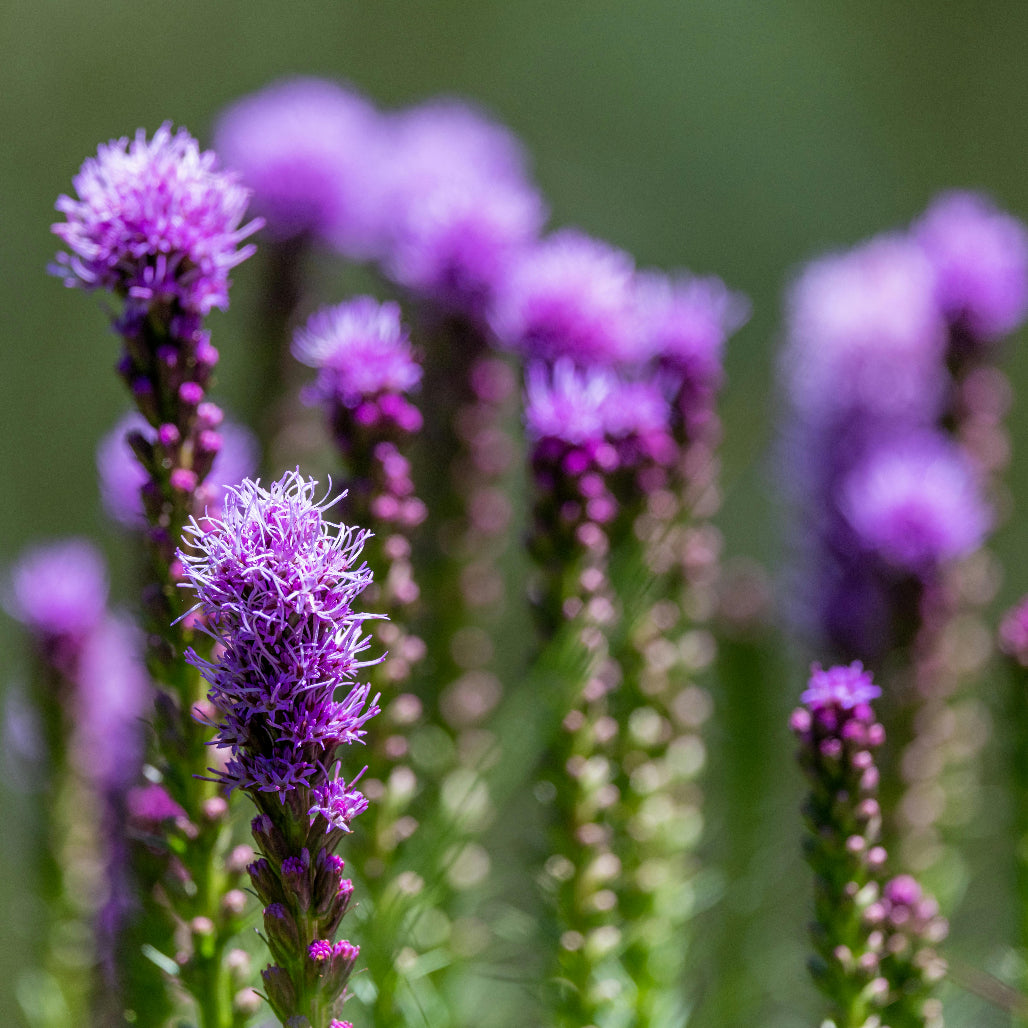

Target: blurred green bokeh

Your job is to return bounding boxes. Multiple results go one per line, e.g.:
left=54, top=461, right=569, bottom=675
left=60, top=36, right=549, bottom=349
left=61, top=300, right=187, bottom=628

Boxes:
left=3, top=3, right=1028, bottom=1024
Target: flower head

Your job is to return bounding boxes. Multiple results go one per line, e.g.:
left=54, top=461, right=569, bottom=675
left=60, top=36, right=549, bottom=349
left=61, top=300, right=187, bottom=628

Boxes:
left=915, top=190, right=1028, bottom=343
left=53, top=123, right=261, bottom=315
left=214, top=77, right=385, bottom=255
left=384, top=177, right=545, bottom=317
left=179, top=471, right=381, bottom=798
left=293, top=298, right=422, bottom=406
left=841, top=435, right=990, bottom=576
left=801, top=661, right=881, bottom=711
left=634, top=271, right=749, bottom=388
left=783, top=234, right=946, bottom=426
left=6, top=539, right=108, bottom=640
left=492, top=230, right=640, bottom=366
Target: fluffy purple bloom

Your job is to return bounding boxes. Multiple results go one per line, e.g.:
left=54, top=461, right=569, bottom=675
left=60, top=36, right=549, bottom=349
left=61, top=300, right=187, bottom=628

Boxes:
left=783, top=234, right=947, bottom=426
left=53, top=123, right=261, bottom=315
left=7, top=539, right=108, bottom=640
left=634, top=271, right=749, bottom=387
left=293, top=298, right=422, bottom=406
left=214, top=77, right=385, bottom=255
left=97, top=411, right=259, bottom=528
left=385, top=177, right=545, bottom=316
left=915, top=190, right=1028, bottom=343
left=524, top=359, right=668, bottom=445
left=179, top=471, right=380, bottom=823
left=492, top=230, right=641, bottom=366
left=841, top=435, right=990, bottom=575
left=381, top=97, right=531, bottom=200
left=800, top=661, right=881, bottom=711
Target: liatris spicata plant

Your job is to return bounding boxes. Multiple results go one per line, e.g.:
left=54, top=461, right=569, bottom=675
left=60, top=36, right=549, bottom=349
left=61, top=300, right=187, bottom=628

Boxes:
left=294, top=297, right=437, bottom=1021
left=5, top=540, right=151, bottom=1027
left=178, top=470, right=381, bottom=1027
left=791, top=663, right=947, bottom=1028
left=525, top=359, right=680, bottom=1025
left=53, top=123, right=262, bottom=1026
left=778, top=211, right=1019, bottom=898
left=375, top=101, right=542, bottom=740
left=213, top=78, right=387, bottom=461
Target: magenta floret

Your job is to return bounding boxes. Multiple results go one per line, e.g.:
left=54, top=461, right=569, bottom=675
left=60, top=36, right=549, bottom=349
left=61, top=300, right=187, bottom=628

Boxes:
left=801, top=662, right=881, bottom=711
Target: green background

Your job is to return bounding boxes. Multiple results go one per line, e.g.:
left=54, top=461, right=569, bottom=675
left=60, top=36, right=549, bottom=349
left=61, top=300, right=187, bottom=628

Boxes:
left=2, top=2, right=1027, bottom=1024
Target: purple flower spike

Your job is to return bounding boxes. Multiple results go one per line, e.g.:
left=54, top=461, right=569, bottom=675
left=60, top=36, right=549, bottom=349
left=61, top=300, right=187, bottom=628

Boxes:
left=7, top=539, right=108, bottom=640
left=915, top=190, right=1028, bottom=343
left=801, top=662, right=881, bottom=711
left=492, top=230, right=640, bottom=367
left=841, top=435, right=990, bottom=576
left=214, top=77, right=385, bottom=255
left=179, top=470, right=381, bottom=798
left=53, top=123, right=262, bottom=316
left=293, top=298, right=422, bottom=407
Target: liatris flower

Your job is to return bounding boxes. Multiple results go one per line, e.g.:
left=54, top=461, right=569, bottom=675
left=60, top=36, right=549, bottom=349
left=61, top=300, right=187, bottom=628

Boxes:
left=525, top=360, right=674, bottom=628
left=293, top=298, right=423, bottom=431
left=6, top=541, right=154, bottom=1026
left=633, top=270, right=749, bottom=442
left=914, top=190, right=1028, bottom=354
left=840, top=434, right=990, bottom=579
left=782, top=234, right=947, bottom=430
left=374, top=96, right=545, bottom=322
left=525, top=361, right=683, bottom=1026
left=53, top=123, right=260, bottom=595
left=214, top=77, right=385, bottom=256
left=492, top=230, right=641, bottom=368
left=53, top=123, right=259, bottom=316
left=385, top=176, right=545, bottom=322
left=179, top=471, right=380, bottom=1026
left=98, top=410, right=259, bottom=529
left=54, top=124, right=261, bottom=1026
left=791, top=663, right=947, bottom=1028
left=780, top=234, right=969, bottom=662
left=7, top=539, right=108, bottom=657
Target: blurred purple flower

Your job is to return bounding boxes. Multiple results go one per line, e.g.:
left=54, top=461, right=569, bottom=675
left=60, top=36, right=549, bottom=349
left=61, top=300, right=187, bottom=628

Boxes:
left=783, top=234, right=947, bottom=426
left=634, top=270, right=749, bottom=389
left=492, top=230, right=641, bottom=366
left=53, top=123, right=261, bottom=315
left=841, top=435, right=990, bottom=576
left=214, top=77, right=385, bottom=256
left=385, top=177, right=545, bottom=317
left=915, top=190, right=1028, bottom=344
left=293, top=297, right=422, bottom=406
left=76, top=614, right=150, bottom=792
left=6, top=539, right=108, bottom=641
